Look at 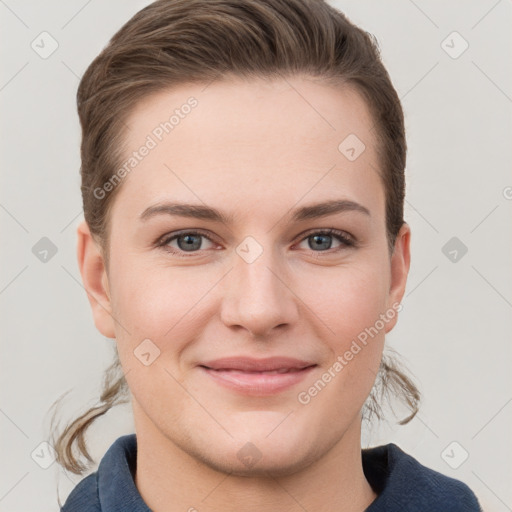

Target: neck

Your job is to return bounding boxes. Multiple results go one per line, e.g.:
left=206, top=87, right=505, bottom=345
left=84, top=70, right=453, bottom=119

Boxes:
left=133, top=402, right=376, bottom=512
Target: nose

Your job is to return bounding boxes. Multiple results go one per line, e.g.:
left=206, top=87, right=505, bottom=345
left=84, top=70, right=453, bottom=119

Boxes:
left=219, top=242, right=300, bottom=339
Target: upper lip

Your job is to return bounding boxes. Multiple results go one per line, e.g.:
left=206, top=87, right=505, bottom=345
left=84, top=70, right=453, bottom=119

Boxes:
left=199, top=357, right=316, bottom=372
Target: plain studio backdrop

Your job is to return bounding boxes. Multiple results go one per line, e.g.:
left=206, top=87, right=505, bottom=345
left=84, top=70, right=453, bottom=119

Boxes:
left=0, top=1, right=511, bottom=511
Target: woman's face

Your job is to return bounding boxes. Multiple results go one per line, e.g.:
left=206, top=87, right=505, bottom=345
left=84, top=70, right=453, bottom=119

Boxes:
left=80, top=76, right=410, bottom=475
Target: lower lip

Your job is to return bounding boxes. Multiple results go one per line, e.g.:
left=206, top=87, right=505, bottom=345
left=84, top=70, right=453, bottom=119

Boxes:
left=199, top=366, right=316, bottom=396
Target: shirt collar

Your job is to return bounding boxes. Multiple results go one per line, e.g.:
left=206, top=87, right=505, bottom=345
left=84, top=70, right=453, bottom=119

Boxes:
left=97, top=434, right=151, bottom=512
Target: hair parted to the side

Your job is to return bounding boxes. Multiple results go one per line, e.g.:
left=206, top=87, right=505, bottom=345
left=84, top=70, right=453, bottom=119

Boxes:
left=50, top=0, right=420, bottom=475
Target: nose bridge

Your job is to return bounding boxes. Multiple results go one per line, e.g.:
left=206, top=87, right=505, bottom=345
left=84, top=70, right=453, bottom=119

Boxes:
left=220, top=235, right=298, bottom=336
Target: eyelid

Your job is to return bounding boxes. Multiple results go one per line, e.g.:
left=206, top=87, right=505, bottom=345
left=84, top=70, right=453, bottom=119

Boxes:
left=156, top=228, right=218, bottom=250
left=294, top=227, right=355, bottom=246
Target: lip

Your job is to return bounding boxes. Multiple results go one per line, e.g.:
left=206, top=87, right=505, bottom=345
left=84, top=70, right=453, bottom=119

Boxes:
left=198, top=357, right=317, bottom=396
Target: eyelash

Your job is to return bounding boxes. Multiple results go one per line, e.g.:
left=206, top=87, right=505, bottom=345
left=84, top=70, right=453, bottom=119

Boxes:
left=156, top=228, right=356, bottom=258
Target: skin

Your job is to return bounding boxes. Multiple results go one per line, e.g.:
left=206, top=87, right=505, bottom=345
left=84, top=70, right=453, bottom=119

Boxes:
left=77, top=76, right=410, bottom=512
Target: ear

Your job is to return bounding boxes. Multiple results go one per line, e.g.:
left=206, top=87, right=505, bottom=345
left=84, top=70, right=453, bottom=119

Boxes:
left=384, top=222, right=411, bottom=333
left=76, top=220, right=116, bottom=339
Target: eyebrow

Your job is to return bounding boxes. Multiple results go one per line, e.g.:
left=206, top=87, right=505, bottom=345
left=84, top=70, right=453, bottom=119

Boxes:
left=139, top=199, right=371, bottom=224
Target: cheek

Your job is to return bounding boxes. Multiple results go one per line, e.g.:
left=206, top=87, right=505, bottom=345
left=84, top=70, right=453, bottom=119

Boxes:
left=300, top=262, right=390, bottom=348
left=108, top=258, right=224, bottom=375
left=295, top=268, right=388, bottom=411
left=297, top=262, right=389, bottom=401
left=108, top=260, right=207, bottom=413
left=110, top=258, right=208, bottom=333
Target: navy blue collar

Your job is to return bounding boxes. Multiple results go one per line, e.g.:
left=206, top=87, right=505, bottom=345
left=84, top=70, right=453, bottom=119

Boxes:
left=61, top=434, right=481, bottom=511
left=97, top=435, right=151, bottom=511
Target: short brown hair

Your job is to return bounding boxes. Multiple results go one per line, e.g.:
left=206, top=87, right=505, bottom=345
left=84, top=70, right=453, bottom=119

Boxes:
left=50, top=0, right=419, bottom=475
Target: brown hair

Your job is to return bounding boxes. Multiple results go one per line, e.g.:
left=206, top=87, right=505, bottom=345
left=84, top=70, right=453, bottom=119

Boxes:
left=50, top=0, right=419, bottom=475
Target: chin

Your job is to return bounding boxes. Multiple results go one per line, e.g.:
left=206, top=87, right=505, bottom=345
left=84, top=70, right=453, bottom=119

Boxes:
left=198, top=439, right=319, bottom=478
left=181, top=422, right=322, bottom=478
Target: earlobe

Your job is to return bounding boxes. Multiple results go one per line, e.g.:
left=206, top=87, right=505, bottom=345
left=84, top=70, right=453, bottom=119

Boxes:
left=76, top=220, right=116, bottom=339
left=385, top=223, right=411, bottom=333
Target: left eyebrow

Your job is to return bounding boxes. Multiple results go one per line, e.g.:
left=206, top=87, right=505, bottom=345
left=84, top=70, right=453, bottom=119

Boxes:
left=291, top=199, right=371, bottom=221
left=139, top=199, right=371, bottom=224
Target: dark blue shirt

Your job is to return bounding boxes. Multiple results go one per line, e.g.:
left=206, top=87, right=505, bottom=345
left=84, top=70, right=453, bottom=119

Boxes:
left=60, top=434, right=482, bottom=511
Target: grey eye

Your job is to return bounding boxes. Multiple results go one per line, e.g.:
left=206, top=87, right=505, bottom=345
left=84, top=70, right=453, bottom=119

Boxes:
left=308, top=234, right=334, bottom=251
left=166, top=233, right=214, bottom=252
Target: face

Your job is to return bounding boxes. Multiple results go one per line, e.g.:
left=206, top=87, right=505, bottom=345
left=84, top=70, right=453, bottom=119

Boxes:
left=79, top=76, right=410, bottom=476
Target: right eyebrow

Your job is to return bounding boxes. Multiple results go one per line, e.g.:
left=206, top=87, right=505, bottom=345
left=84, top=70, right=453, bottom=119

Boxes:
left=140, top=202, right=235, bottom=224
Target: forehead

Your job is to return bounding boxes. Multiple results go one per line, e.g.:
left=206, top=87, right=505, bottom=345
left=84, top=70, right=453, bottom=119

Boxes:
left=124, top=76, right=377, bottom=156
left=113, top=76, right=384, bottom=223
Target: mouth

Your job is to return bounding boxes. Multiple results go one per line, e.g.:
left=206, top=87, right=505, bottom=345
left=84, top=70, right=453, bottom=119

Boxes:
left=198, top=357, right=317, bottom=395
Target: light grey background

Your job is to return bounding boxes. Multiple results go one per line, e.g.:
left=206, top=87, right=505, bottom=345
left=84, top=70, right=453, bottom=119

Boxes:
left=1, top=1, right=511, bottom=510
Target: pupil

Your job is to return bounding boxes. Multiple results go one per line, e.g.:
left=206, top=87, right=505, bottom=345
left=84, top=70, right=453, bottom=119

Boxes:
left=311, top=234, right=331, bottom=251
left=179, top=234, right=201, bottom=251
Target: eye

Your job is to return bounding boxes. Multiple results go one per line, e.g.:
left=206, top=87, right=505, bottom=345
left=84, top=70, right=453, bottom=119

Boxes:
left=158, top=230, right=217, bottom=256
left=296, top=229, right=355, bottom=253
